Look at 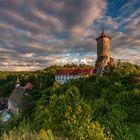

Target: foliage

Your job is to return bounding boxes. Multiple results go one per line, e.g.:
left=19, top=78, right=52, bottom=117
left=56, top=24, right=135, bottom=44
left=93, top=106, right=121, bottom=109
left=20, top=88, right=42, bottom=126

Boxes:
left=1, top=129, right=55, bottom=140
left=0, top=62, right=140, bottom=140
left=32, top=86, right=112, bottom=139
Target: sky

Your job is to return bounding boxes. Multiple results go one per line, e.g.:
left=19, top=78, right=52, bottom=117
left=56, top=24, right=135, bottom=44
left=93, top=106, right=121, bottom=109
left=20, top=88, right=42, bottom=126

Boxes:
left=0, top=0, right=140, bottom=71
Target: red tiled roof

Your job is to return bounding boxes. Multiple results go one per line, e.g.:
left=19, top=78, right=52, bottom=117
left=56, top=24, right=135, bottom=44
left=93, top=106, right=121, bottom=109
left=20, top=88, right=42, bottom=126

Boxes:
left=96, top=31, right=111, bottom=41
left=24, top=82, right=33, bottom=90
left=56, top=68, right=94, bottom=75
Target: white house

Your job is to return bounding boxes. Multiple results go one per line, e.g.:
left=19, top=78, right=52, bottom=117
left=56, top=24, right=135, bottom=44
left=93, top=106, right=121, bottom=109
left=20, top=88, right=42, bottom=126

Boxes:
left=55, top=68, right=94, bottom=84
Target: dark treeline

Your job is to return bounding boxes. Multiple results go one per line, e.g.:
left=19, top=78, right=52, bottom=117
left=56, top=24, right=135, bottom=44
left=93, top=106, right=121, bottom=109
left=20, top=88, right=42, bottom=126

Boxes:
left=0, top=62, right=140, bottom=140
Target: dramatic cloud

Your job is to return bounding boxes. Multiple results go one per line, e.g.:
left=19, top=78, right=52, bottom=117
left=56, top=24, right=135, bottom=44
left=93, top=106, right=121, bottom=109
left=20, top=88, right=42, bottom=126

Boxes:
left=0, top=0, right=139, bottom=71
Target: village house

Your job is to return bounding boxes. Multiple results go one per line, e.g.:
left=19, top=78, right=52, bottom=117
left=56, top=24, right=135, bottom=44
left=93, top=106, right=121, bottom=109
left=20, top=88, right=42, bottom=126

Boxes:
left=8, top=78, right=33, bottom=115
left=55, top=68, right=94, bottom=84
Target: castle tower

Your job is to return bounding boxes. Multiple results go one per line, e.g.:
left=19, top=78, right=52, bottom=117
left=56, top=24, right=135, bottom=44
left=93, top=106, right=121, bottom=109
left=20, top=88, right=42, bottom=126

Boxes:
left=96, top=28, right=111, bottom=60
left=95, top=29, right=114, bottom=74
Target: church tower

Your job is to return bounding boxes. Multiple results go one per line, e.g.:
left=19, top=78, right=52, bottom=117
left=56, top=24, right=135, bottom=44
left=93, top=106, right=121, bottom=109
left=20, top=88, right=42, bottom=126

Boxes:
left=16, top=76, right=20, bottom=88
left=95, top=29, right=114, bottom=74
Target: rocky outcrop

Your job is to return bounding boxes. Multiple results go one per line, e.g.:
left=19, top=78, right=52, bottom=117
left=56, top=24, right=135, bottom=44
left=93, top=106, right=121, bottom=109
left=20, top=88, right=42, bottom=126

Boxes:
left=95, top=56, right=115, bottom=74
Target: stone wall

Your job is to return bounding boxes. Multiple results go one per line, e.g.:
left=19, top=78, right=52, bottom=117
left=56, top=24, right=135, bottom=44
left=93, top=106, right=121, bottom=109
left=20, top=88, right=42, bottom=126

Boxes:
left=97, top=37, right=110, bottom=58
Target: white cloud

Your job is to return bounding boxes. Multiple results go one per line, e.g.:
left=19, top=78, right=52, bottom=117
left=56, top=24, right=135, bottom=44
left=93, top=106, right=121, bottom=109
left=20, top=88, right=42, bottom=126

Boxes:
left=0, top=0, right=139, bottom=71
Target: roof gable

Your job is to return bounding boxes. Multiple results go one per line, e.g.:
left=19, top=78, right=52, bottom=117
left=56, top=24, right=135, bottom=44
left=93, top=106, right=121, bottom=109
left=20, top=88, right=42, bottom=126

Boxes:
left=8, top=86, right=26, bottom=108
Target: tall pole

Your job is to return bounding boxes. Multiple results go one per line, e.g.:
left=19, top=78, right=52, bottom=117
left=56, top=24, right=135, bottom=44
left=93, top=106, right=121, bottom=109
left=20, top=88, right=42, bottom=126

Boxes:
left=101, top=27, right=104, bottom=32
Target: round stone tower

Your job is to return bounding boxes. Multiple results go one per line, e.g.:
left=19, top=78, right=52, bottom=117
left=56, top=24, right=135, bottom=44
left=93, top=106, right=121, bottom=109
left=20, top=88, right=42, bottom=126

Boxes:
left=95, top=29, right=114, bottom=74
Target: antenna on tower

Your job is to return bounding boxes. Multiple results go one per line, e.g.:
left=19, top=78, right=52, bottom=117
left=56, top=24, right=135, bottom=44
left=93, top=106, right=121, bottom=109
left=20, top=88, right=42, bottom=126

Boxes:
left=101, top=27, right=104, bottom=32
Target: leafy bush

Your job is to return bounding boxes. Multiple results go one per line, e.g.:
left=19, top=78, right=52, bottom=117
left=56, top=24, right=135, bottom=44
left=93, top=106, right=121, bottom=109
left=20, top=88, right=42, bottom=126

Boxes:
left=41, top=86, right=112, bottom=139
left=0, top=62, right=140, bottom=140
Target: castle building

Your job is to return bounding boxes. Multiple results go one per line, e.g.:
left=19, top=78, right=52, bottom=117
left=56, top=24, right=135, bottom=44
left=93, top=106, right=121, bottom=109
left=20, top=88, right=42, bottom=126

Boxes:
left=55, top=29, right=114, bottom=82
left=55, top=68, right=94, bottom=84
left=95, top=29, right=114, bottom=74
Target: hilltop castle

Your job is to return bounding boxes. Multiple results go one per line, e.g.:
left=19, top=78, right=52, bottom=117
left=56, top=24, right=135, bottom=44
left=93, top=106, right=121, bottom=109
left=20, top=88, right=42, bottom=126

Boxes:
left=55, top=29, right=115, bottom=84
left=95, top=29, right=115, bottom=74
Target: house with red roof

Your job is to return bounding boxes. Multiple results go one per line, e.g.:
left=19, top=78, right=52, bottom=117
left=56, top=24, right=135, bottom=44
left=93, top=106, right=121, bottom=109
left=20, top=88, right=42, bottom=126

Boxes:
left=55, top=68, right=94, bottom=84
left=8, top=78, right=33, bottom=115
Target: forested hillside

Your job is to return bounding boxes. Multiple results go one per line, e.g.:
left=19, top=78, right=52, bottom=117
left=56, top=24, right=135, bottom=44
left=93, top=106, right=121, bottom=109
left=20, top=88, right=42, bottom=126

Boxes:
left=0, top=62, right=140, bottom=140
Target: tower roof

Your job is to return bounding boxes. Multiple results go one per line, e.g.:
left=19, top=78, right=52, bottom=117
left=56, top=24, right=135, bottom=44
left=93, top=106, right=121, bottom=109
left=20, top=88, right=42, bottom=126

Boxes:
left=96, top=28, right=111, bottom=41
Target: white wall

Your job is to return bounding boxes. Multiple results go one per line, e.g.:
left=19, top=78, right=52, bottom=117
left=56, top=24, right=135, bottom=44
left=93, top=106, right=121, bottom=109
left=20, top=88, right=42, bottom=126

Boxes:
left=8, top=100, right=20, bottom=114
left=55, top=75, right=88, bottom=84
